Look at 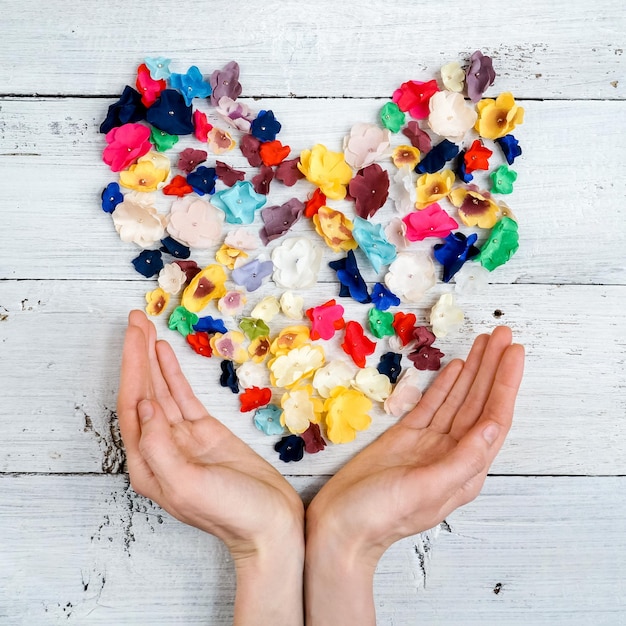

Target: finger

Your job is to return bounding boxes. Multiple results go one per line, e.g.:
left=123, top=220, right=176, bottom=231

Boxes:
left=428, top=334, right=490, bottom=434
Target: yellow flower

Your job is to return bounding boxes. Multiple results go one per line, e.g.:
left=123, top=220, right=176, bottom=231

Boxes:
left=145, top=288, right=169, bottom=316
left=215, top=243, right=248, bottom=269
left=392, top=145, right=420, bottom=169
left=475, top=92, right=524, bottom=140
left=181, top=264, right=227, bottom=313
left=313, top=206, right=358, bottom=252
left=449, top=186, right=500, bottom=228
left=119, top=159, right=169, bottom=192
left=415, top=170, right=455, bottom=209
left=210, top=331, right=249, bottom=363
left=268, top=344, right=325, bottom=388
left=298, top=144, right=353, bottom=200
left=280, top=385, right=324, bottom=434
left=248, top=336, right=271, bottom=362
left=269, top=325, right=311, bottom=356
left=324, top=386, right=372, bottom=444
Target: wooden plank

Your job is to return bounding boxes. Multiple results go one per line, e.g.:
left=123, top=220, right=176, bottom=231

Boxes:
left=0, top=0, right=624, bottom=99
left=0, top=279, right=624, bottom=475
left=1, top=475, right=624, bottom=624
left=0, top=97, right=625, bottom=284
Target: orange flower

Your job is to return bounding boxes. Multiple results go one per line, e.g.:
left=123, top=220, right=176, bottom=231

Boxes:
left=313, top=206, right=358, bottom=252
left=260, top=140, right=291, bottom=166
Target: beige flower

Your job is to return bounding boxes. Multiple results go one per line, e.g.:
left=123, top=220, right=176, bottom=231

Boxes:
left=111, top=192, right=166, bottom=248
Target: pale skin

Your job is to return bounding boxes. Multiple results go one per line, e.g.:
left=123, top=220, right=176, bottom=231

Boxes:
left=118, top=310, right=524, bottom=625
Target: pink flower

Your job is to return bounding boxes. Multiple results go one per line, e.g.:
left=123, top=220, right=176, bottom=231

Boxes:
left=306, top=300, right=345, bottom=341
left=215, top=96, right=255, bottom=132
left=167, top=196, right=224, bottom=248
left=343, top=123, right=391, bottom=170
left=392, top=80, right=439, bottom=120
left=402, top=203, right=459, bottom=241
left=193, top=110, right=213, bottom=142
left=102, top=123, right=152, bottom=172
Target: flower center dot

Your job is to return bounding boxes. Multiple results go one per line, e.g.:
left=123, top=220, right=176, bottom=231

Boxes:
left=168, top=110, right=174, bottom=116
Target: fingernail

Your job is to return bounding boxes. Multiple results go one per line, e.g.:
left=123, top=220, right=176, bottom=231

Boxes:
left=138, top=400, right=153, bottom=424
left=482, top=423, right=500, bottom=445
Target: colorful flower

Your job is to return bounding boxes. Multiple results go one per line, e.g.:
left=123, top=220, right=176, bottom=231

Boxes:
left=254, top=404, right=285, bottom=436
left=150, top=126, right=178, bottom=152
left=370, top=282, right=401, bottom=311
left=402, top=121, right=432, bottom=153
left=466, top=50, right=496, bottom=103
left=275, top=157, right=305, bottom=186
left=169, top=66, right=212, bottom=106
left=477, top=216, right=519, bottom=271
left=102, top=123, right=152, bottom=172
left=475, top=92, right=524, bottom=140
left=428, top=91, right=477, bottom=142
left=239, top=386, right=272, bottom=412
left=449, top=185, right=500, bottom=229
left=430, top=293, right=464, bottom=338
left=220, top=360, right=239, bottom=393
left=268, top=344, right=325, bottom=388
left=166, top=196, right=224, bottom=247
left=270, top=326, right=311, bottom=356
left=231, top=258, right=274, bottom=292
left=380, top=102, right=405, bottom=132
left=132, top=249, right=163, bottom=277
left=181, top=264, right=227, bottom=312
left=136, top=63, right=166, bottom=107
left=112, top=192, right=166, bottom=248
left=217, top=290, right=247, bottom=316
left=298, top=144, right=353, bottom=200
left=403, top=203, right=458, bottom=241
left=193, top=109, right=212, bottom=142
left=239, top=317, right=270, bottom=341
left=490, top=165, right=518, bottom=194
left=215, top=96, right=255, bottom=132
left=301, top=423, right=327, bottom=454
left=175, top=259, right=201, bottom=282
left=207, top=127, right=236, bottom=155
left=304, top=188, right=327, bottom=218
left=341, top=321, right=376, bottom=368
left=240, top=134, right=263, bottom=167
left=144, top=56, right=171, bottom=81
left=280, top=385, right=323, bottom=434
left=193, top=315, right=227, bottom=334
left=495, top=134, right=522, bottom=165
left=248, top=336, right=271, bottom=363
left=349, top=163, right=390, bottom=219
left=352, top=367, right=392, bottom=402
left=464, top=140, right=493, bottom=173
left=440, top=61, right=465, bottom=93
left=145, top=287, right=170, bottom=316
left=161, top=235, right=190, bottom=259
left=210, top=331, right=249, bottom=363
left=383, top=369, right=422, bottom=417
left=99, top=86, right=146, bottom=134
left=168, top=305, right=199, bottom=337
left=224, top=227, right=258, bottom=250
left=237, top=360, right=270, bottom=388
left=259, top=139, right=291, bottom=166
left=119, top=158, right=169, bottom=193
left=329, top=250, right=371, bottom=304
left=251, top=110, right=282, bottom=142
left=408, top=345, right=445, bottom=371
left=215, top=161, right=246, bottom=187
left=187, top=332, right=213, bottom=358
left=259, top=198, right=305, bottom=245
left=157, top=262, right=187, bottom=295
left=392, top=311, right=417, bottom=346
left=324, top=387, right=372, bottom=444
left=211, top=181, right=267, bottom=224
left=312, top=206, right=357, bottom=252
left=388, top=167, right=417, bottom=215
left=101, top=182, right=123, bottom=213
left=392, top=145, right=421, bottom=169
left=209, top=61, right=242, bottom=106
left=368, top=307, right=395, bottom=339
left=384, top=252, right=436, bottom=303
left=343, top=123, right=391, bottom=170
left=312, top=360, right=355, bottom=398
left=392, top=79, right=439, bottom=119
left=384, top=217, right=409, bottom=250
left=162, top=175, right=193, bottom=197
left=306, top=300, right=345, bottom=340
left=251, top=164, right=274, bottom=196
left=215, top=243, right=248, bottom=270
left=271, top=237, right=323, bottom=290
left=434, top=232, right=480, bottom=282
left=416, top=170, right=455, bottom=208
left=351, top=217, right=397, bottom=273
left=146, top=89, right=194, bottom=135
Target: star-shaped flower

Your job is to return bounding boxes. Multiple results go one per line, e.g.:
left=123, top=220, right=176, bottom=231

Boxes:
left=490, top=165, right=518, bottom=194
left=169, top=66, right=212, bottom=106
left=251, top=109, right=282, bottom=142
left=145, top=56, right=171, bottom=80
left=464, top=140, right=493, bottom=173
left=211, top=181, right=267, bottom=224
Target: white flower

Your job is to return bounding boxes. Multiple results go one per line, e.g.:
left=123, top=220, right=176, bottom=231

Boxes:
left=428, top=91, right=478, bottom=142
left=281, top=387, right=319, bottom=434
left=384, top=252, right=436, bottom=303
left=112, top=192, right=166, bottom=248
left=236, top=361, right=270, bottom=389
left=454, top=262, right=490, bottom=296
left=440, top=61, right=465, bottom=93
left=167, top=196, right=224, bottom=248
left=269, top=344, right=325, bottom=388
left=157, top=263, right=186, bottom=295
left=388, top=335, right=416, bottom=354
left=430, top=293, right=464, bottom=338
left=352, top=367, right=392, bottom=402
left=251, top=296, right=281, bottom=323
left=224, top=227, right=258, bottom=250
left=383, top=369, right=422, bottom=417
left=343, top=123, right=391, bottom=170
left=271, top=237, right=323, bottom=290
left=388, top=167, right=417, bottom=215
left=312, top=360, right=355, bottom=398
left=384, top=217, right=409, bottom=250
left=280, top=291, right=304, bottom=320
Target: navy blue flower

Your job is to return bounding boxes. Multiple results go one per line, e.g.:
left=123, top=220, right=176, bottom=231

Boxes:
left=169, top=66, right=212, bottom=106
left=101, top=182, right=123, bottom=213
left=187, top=166, right=217, bottom=196
left=377, top=352, right=402, bottom=383
left=146, top=89, right=194, bottom=135
left=495, top=134, right=522, bottom=165
left=160, top=236, right=191, bottom=259
left=329, top=250, right=371, bottom=304
left=193, top=315, right=228, bottom=334
left=415, top=139, right=459, bottom=174
left=219, top=360, right=239, bottom=394
left=99, top=86, right=146, bottom=134
left=455, top=150, right=474, bottom=183
left=274, top=435, right=305, bottom=462
left=371, top=283, right=401, bottom=311
left=433, top=232, right=480, bottom=282
left=251, top=110, right=282, bottom=142
left=131, top=249, right=163, bottom=277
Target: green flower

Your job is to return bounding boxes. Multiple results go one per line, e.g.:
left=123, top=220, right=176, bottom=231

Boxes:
left=239, top=317, right=270, bottom=341
left=368, top=307, right=395, bottom=339
left=150, top=127, right=179, bottom=152
left=168, top=305, right=198, bottom=337
left=477, top=217, right=519, bottom=271
left=380, top=102, right=406, bottom=133
left=490, top=164, right=517, bottom=194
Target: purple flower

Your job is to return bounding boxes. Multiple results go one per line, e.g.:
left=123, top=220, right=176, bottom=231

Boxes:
left=495, top=134, right=522, bottom=165
left=408, top=345, right=445, bottom=371
left=377, top=352, right=402, bottom=383
left=131, top=249, right=163, bottom=277
left=187, top=166, right=217, bottom=195
left=371, top=282, right=401, bottom=311
left=251, top=110, right=281, bottom=142
left=209, top=61, right=243, bottom=106
left=259, top=198, right=305, bottom=245
left=231, top=258, right=274, bottom=292
left=434, top=232, right=480, bottom=282
left=99, top=86, right=146, bottom=134
left=220, top=360, right=239, bottom=393
left=169, top=66, right=212, bottom=106
left=329, top=250, right=371, bottom=304
left=193, top=315, right=228, bottom=334
left=466, top=50, right=496, bottom=103
left=415, top=139, right=459, bottom=174
left=215, top=161, right=245, bottom=186
left=274, top=435, right=305, bottom=462
left=160, top=236, right=191, bottom=259
left=146, top=89, right=194, bottom=135
left=101, top=182, right=123, bottom=213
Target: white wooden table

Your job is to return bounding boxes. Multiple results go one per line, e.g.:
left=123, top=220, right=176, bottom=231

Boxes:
left=1, top=1, right=625, bottom=623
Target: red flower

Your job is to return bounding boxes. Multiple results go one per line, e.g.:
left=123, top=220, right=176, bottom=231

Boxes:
left=341, top=321, right=376, bottom=368
left=348, top=163, right=390, bottom=219
left=215, top=160, right=245, bottom=186
left=392, top=311, right=417, bottom=346
left=301, top=422, right=327, bottom=454
left=163, top=174, right=194, bottom=196
left=392, top=80, right=439, bottom=120
left=193, top=110, right=213, bottom=142
left=306, top=299, right=345, bottom=340
left=136, top=63, right=166, bottom=107
left=239, top=386, right=272, bottom=412
left=304, top=188, right=327, bottom=218
left=408, top=345, right=444, bottom=371
left=464, top=139, right=493, bottom=173
left=259, top=139, right=291, bottom=166
left=187, top=332, right=212, bottom=357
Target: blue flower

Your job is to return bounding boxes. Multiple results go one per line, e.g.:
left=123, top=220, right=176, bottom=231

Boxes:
left=131, top=249, right=163, bottom=277
left=415, top=139, right=459, bottom=174
left=329, top=250, right=371, bottom=304
left=211, top=181, right=266, bottom=224
left=220, top=360, right=239, bottom=394
left=377, top=352, right=402, bottom=383
left=351, top=217, right=397, bottom=273
left=250, top=110, right=281, bottom=142
left=186, top=166, right=217, bottom=195
left=231, top=259, right=274, bottom=292
left=253, top=404, right=285, bottom=436
left=160, top=236, right=190, bottom=259
left=193, top=315, right=228, bottom=334
left=169, top=66, right=212, bottom=106
left=144, top=56, right=172, bottom=80
left=495, top=134, right=522, bottom=165
left=101, top=182, right=123, bottom=213
left=434, top=232, right=480, bottom=282
left=99, top=86, right=146, bottom=133
left=274, top=434, right=305, bottom=462
left=146, top=89, right=194, bottom=135
left=455, top=150, right=474, bottom=183
left=370, top=282, right=401, bottom=311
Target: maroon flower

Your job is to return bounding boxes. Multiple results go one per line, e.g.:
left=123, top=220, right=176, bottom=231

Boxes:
left=275, top=157, right=304, bottom=187
left=209, top=61, right=243, bottom=106
left=178, top=148, right=207, bottom=173
left=301, top=422, right=327, bottom=454
left=466, top=50, right=496, bottom=103
left=408, top=345, right=444, bottom=371
left=240, top=134, right=263, bottom=167
left=174, top=260, right=201, bottom=283
left=402, top=121, right=432, bottom=154
left=215, top=160, right=245, bottom=187
left=348, top=163, right=390, bottom=219
left=251, top=164, right=274, bottom=195
left=412, top=326, right=436, bottom=349
left=259, top=198, right=305, bottom=245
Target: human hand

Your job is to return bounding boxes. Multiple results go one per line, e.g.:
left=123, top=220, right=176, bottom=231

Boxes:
left=118, top=310, right=304, bottom=625
left=304, top=326, right=524, bottom=625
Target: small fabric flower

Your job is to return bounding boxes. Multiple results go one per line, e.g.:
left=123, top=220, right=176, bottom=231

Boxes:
left=402, top=121, right=432, bottom=153
left=454, top=262, right=490, bottom=295
left=343, top=123, right=391, bottom=170
left=133, top=249, right=164, bottom=279
left=168, top=305, right=199, bottom=337
left=101, top=182, right=123, bottom=213
left=408, top=345, right=445, bottom=371
left=193, top=109, right=212, bottom=142
left=240, top=134, right=263, bottom=167
left=434, top=232, right=480, bottom=282
left=301, top=422, right=327, bottom=454
left=449, top=185, right=500, bottom=229
left=490, top=165, right=518, bottom=194
left=280, top=385, right=323, bottom=434
left=384, top=252, right=436, bottom=303
left=464, top=140, right=493, bottom=173
left=392, top=145, right=421, bottom=169
left=215, top=96, right=255, bottom=132
left=351, top=217, right=397, bottom=273
left=269, top=326, right=310, bottom=356
left=377, top=352, right=402, bottom=384
left=145, top=287, right=170, bottom=316
left=162, top=175, right=194, bottom=197
left=239, top=317, right=270, bottom=341
left=136, top=63, right=166, bottom=107
left=403, top=203, right=459, bottom=241
left=329, top=250, right=371, bottom=304
left=187, top=166, right=217, bottom=196
left=237, top=360, right=270, bottom=388
left=248, top=336, right=271, bottom=363
left=207, top=127, right=235, bottom=155
left=210, top=331, right=249, bottom=363
left=209, top=61, right=242, bottom=106
left=251, top=164, right=274, bottom=196
left=239, top=386, right=272, bottom=412
left=158, top=262, right=187, bottom=295
left=312, top=360, right=355, bottom=398
left=119, top=159, right=169, bottom=192
left=211, top=181, right=267, bottom=224
left=220, top=360, right=239, bottom=394
left=383, top=368, right=422, bottom=417
left=217, top=290, right=247, bottom=316
left=392, top=311, right=417, bottom=346
left=341, top=321, right=376, bottom=368
left=428, top=91, right=478, bottom=142
left=146, top=89, right=194, bottom=135
left=495, top=134, right=522, bottom=165
left=306, top=300, right=345, bottom=340
left=99, top=86, right=147, bottom=134
left=324, top=387, right=372, bottom=444
left=440, top=61, right=465, bottom=93
left=268, top=344, right=325, bottom=388
left=477, top=216, right=519, bottom=271
left=254, top=404, right=285, bottom=436
left=187, top=332, right=213, bottom=358
left=251, top=296, right=281, bottom=323
left=102, top=123, right=152, bottom=172
left=412, top=326, right=436, bottom=349
left=384, top=217, right=409, bottom=250
left=175, top=259, right=201, bottom=282
left=271, top=237, right=323, bottom=290
left=466, top=50, right=496, bottom=103
left=150, top=126, right=178, bottom=152
left=349, top=163, right=390, bottom=219
left=415, top=140, right=459, bottom=175
left=380, top=102, right=405, bottom=132
left=193, top=315, right=228, bottom=334
left=352, top=367, right=392, bottom=402
left=280, top=291, right=304, bottom=320
left=251, top=110, right=282, bottom=142
left=231, top=258, right=274, bottom=292
left=259, top=198, right=305, bottom=245
left=475, top=92, right=524, bottom=140
left=370, top=282, right=401, bottom=311
left=456, top=150, right=474, bottom=184
left=304, top=188, right=327, bottom=218
left=145, top=57, right=171, bottom=81
left=416, top=170, right=455, bottom=209
left=260, top=139, right=291, bottom=166
left=430, top=293, right=464, bottom=338
left=275, top=157, right=305, bottom=186
left=224, top=227, right=258, bottom=250
left=298, top=144, right=353, bottom=200
left=215, top=243, right=248, bottom=269
left=368, top=307, right=395, bottom=339
left=167, top=196, right=224, bottom=248
left=169, top=66, right=212, bottom=106
left=112, top=192, right=166, bottom=248
left=161, top=236, right=191, bottom=259
left=178, top=148, right=208, bottom=173
left=215, top=161, right=246, bottom=187
left=392, top=79, right=439, bottom=119
left=181, top=264, right=227, bottom=312
left=388, top=167, right=417, bottom=215
left=274, top=435, right=305, bottom=462
left=312, top=206, right=357, bottom=253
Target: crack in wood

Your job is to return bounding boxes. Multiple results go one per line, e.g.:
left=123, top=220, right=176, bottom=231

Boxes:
left=78, top=405, right=125, bottom=473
